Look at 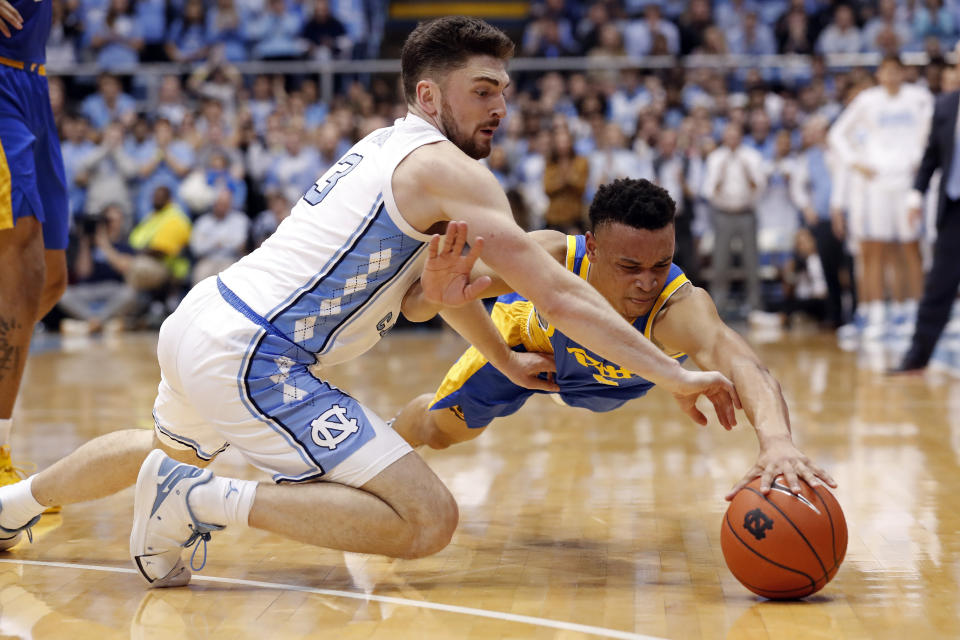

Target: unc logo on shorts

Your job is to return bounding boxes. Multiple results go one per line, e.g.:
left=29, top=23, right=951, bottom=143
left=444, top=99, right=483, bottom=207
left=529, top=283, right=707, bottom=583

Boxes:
left=310, top=405, right=360, bottom=450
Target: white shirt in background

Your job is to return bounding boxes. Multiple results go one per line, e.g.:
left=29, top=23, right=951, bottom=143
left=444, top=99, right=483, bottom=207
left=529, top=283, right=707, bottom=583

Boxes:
left=701, top=144, right=768, bottom=212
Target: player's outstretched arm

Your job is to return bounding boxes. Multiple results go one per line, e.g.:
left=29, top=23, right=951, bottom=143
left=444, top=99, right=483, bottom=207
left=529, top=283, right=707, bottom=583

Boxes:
left=401, top=222, right=558, bottom=392
left=651, top=284, right=838, bottom=499
left=394, top=142, right=739, bottom=426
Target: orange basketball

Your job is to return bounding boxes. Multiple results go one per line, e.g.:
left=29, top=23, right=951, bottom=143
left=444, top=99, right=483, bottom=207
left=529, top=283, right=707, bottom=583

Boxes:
left=720, top=476, right=847, bottom=599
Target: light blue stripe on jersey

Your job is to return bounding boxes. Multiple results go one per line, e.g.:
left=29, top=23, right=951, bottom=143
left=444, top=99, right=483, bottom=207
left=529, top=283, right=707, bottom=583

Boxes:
left=265, top=193, right=383, bottom=320
left=268, top=201, right=425, bottom=354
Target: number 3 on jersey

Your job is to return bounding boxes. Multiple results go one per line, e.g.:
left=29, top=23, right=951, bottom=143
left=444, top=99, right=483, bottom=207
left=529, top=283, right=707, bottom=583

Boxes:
left=304, top=153, right=363, bottom=206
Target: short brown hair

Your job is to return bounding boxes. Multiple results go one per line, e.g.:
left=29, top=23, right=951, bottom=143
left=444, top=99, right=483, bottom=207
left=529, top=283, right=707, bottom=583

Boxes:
left=400, top=16, right=515, bottom=105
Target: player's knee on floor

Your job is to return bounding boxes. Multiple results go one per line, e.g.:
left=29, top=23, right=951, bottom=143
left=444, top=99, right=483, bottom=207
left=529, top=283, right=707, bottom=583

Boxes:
left=399, top=486, right=459, bottom=559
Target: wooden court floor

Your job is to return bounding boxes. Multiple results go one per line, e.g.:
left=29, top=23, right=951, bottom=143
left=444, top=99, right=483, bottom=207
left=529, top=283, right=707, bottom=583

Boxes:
left=2, top=327, right=959, bottom=639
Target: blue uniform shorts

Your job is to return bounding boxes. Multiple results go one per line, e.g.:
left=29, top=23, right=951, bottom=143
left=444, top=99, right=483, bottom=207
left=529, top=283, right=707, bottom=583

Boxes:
left=0, top=63, right=69, bottom=250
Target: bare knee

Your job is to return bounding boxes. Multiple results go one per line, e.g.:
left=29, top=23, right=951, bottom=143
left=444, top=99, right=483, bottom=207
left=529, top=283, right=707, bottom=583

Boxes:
left=401, top=488, right=459, bottom=559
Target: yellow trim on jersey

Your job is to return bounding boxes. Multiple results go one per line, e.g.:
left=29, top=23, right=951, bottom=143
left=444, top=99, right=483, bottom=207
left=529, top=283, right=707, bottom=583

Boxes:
left=643, top=274, right=690, bottom=359
left=0, top=137, right=11, bottom=230
left=565, top=235, right=577, bottom=272
left=433, top=299, right=556, bottom=406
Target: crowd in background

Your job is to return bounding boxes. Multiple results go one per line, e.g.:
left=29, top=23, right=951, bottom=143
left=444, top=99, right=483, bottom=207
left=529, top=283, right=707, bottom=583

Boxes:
left=46, top=0, right=960, bottom=334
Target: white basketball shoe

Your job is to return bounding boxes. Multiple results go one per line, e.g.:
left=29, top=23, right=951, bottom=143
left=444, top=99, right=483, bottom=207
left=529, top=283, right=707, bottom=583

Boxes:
left=130, top=450, right=223, bottom=588
left=0, top=500, right=40, bottom=552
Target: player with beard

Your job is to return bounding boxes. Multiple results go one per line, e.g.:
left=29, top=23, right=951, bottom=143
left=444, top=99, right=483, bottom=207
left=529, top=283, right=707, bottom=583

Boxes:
left=0, top=17, right=742, bottom=588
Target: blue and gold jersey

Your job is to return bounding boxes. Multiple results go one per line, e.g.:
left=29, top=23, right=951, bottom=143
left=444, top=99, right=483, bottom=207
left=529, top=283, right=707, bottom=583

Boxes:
left=0, top=0, right=52, bottom=65
left=431, top=235, right=690, bottom=428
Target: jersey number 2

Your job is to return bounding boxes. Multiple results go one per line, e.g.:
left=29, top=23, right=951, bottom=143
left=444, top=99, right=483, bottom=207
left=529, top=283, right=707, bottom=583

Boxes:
left=303, top=153, right=363, bottom=206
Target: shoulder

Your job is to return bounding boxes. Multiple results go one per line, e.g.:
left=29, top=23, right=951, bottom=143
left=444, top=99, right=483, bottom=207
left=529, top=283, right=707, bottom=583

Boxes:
left=528, top=229, right=568, bottom=264
left=398, top=142, right=501, bottom=196
left=650, top=283, right=722, bottom=351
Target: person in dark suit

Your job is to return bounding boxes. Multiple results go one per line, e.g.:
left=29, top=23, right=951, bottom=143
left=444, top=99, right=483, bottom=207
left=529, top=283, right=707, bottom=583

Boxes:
left=891, top=82, right=960, bottom=372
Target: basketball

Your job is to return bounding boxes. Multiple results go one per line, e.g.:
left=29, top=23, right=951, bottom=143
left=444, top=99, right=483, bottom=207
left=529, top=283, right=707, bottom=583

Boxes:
left=720, top=476, right=847, bottom=599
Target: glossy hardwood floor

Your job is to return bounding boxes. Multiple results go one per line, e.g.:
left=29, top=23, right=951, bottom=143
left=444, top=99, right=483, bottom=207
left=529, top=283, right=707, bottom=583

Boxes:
left=2, top=326, right=959, bottom=639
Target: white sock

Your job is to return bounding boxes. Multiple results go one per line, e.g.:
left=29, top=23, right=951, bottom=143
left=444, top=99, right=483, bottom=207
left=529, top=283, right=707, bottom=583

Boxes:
left=903, top=299, right=918, bottom=318
left=867, top=301, right=885, bottom=326
left=0, top=420, right=12, bottom=447
left=188, top=475, right=257, bottom=528
left=0, top=476, right=45, bottom=531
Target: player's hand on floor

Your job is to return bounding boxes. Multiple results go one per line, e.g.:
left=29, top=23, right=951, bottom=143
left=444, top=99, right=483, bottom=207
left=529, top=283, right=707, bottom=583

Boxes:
left=421, top=221, right=491, bottom=307
left=0, top=1, right=23, bottom=38
left=671, top=370, right=741, bottom=430
left=498, top=351, right=558, bottom=392
left=725, top=437, right=838, bottom=501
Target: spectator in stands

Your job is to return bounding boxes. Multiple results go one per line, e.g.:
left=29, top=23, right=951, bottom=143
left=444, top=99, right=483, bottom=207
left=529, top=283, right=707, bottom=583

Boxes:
left=189, top=187, right=250, bottom=285
left=677, top=0, right=713, bottom=55
left=207, top=0, right=248, bottom=63
left=912, top=0, right=957, bottom=46
left=863, top=0, right=912, bottom=54
left=76, top=122, right=138, bottom=219
left=574, top=1, right=612, bottom=54
left=608, top=70, right=650, bottom=137
left=775, top=1, right=813, bottom=54
left=522, top=15, right=579, bottom=57
left=694, top=25, right=729, bottom=55
left=165, top=0, right=210, bottom=63
left=47, top=0, right=81, bottom=67
left=247, top=74, right=278, bottom=136
left=252, top=188, right=292, bottom=247
left=315, top=121, right=346, bottom=170
left=729, top=10, right=776, bottom=56
left=702, top=122, right=768, bottom=317
left=155, top=76, right=188, bottom=128
left=715, top=0, right=753, bottom=35
left=247, top=0, right=307, bottom=60
left=59, top=203, right=138, bottom=335
left=543, top=125, right=589, bottom=234
left=654, top=128, right=699, bottom=283
left=186, top=50, right=243, bottom=106
left=60, top=114, right=96, bottom=220
left=127, top=186, right=192, bottom=296
left=816, top=4, right=862, bottom=54
left=135, top=0, right=167, bottom=62
left=302, top=0, right=352, bottom=60
left=791, top=114, right=850, bottom=329
left=267, top=125, right=323, bottom=204
left=781, top=227, right=829, bottom=325
left=745, top=108, right=776, bottom=159
left=81, top=74, right=136, bottom=131
left=136, top=117, right=195, bottom=221
left=756, top=129, right=800, bottom=266
left=623, top=4, right=680, bottom=57
left=517, top=129, right=552, bottom=230
left=89, top=0, right=143, bottom=69
left=202, top=148, right=247, bottom=213
left=587, top=122, right=646, bottom=203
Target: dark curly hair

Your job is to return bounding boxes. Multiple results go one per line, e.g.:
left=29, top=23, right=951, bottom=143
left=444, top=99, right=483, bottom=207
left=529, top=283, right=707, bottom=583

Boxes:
left=401, top=17, right=515, bottom=105
left=588, top=178, right=676, bottom=232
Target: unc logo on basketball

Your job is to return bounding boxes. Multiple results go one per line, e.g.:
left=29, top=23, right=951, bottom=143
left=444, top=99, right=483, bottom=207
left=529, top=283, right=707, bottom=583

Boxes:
left=310, top=405, right=360, bottom=450
left=743, top=508, right=774, bottom=540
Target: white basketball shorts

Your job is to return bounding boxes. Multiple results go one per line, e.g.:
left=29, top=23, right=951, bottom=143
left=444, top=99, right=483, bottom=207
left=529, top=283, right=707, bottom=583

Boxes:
left=847, top=174, right=920, bottom=242
left=152, top=277, right=412, bottom=486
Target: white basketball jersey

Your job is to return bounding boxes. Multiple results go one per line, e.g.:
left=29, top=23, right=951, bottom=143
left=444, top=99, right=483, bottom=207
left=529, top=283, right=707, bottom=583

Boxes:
left=219, top=114, right=447, bottom=366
